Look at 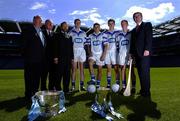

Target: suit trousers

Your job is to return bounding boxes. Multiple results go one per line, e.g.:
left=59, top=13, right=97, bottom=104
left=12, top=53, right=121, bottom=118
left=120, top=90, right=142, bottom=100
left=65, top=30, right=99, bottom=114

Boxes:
left=48, top=62, right=59, bottom=90
left=55, top=59, right=71, bottom=92
left=135, top=55, right=151, bottom=94
left=24, top=62, right=42, bottom=98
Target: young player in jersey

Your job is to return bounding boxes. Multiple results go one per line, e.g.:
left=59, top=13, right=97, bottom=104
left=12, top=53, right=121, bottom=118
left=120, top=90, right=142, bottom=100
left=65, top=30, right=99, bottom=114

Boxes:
left=116, top=20, right=131, bottom=92
left=104, top=19, right=120, bottom=89
left=116, top=20, right=136, bottom=94
left=87, top=23, right=108, bottom=89
left=69, top=19, right=86, bottom=91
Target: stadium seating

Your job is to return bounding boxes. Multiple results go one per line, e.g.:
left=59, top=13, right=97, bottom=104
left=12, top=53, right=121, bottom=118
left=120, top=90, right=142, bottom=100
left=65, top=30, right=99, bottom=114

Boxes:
left=0, top=17, right=180, bottom=68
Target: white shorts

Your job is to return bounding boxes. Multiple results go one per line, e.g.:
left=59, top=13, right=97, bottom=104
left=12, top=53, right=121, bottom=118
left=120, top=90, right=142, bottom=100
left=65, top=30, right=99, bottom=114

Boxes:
left=117, top=52, right=128, bottom=65
left=73, top=48, right=86, bottom=62
left=105, top=50, right=117, bottom=65
left=89, top=54, right=104, bottom=66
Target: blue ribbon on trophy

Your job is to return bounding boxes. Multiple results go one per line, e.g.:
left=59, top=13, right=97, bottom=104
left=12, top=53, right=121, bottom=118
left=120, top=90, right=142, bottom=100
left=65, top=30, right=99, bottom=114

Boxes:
left=28, top=91, right=66, bottom=121
left=106, top=93, right=124, bottom=119
left=108, top=100, right=124, bottom=119
left=91, top=95, right=114, bottom=121
left=89, top=81, right=124, bottom=121
left=28, top=95, right=41, bottom=121
left=58, top=91, right=67, bottom=114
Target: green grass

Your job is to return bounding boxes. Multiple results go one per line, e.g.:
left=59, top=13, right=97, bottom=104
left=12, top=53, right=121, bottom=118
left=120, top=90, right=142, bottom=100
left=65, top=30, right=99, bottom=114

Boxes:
left=0, top=68, right=180, bottom=121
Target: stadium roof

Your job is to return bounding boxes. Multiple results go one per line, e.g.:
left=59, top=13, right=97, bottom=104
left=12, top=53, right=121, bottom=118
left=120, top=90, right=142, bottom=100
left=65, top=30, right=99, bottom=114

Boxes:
left=0, top=16, right=180, bottom=36
left=0, top=19, right=93, bottom=32
left=153, top=16, right=180, bottom=37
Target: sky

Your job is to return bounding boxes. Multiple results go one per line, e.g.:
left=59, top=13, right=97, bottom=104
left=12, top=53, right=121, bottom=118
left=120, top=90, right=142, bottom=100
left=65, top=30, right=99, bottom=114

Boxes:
left=0, top=0, right=179, bottom=30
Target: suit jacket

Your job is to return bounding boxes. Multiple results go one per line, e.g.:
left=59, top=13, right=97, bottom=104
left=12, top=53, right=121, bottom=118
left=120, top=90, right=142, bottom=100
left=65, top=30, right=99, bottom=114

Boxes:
left=130, top=22, right=152, bottom=57
left=42, top=29, right=55, bottom=61
left=54, top=31, right=74, bottom=62
left=22, top=25, right=46, bottom=63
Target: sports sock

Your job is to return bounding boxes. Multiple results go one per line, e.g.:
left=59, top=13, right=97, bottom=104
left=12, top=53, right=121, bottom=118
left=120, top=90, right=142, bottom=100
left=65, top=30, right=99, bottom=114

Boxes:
left=116, top=80, right=120, bottom=85
left=107, top=76, right=111, bottom=85
left=91, top=75, right=95, bottom=80
left=80, top=81, right=84, bottom=87
left=122, top=80, right=126, bottom=88
left=96, top=80, right=100, bottom=87
left=72, top=80, right=75, bottom=87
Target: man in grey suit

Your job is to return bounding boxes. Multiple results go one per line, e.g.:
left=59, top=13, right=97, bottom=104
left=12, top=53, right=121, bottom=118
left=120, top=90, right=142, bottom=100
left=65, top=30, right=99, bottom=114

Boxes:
left=42, top=19, right=57, bottom=91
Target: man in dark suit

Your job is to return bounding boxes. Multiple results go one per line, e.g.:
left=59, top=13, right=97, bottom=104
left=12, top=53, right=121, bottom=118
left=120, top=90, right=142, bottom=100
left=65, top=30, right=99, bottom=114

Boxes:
left=22, top=15, right=46, bottom=99
left=53, top=22, right=73, bottom=93
left=130, top=12, right=152, bottom=97
left=42, top=19, right=57, bottom=90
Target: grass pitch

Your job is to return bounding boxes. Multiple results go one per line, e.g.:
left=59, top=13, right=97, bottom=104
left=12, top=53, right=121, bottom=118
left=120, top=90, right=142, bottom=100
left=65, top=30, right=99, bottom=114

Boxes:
left=0, top=68, right=180, bottom=121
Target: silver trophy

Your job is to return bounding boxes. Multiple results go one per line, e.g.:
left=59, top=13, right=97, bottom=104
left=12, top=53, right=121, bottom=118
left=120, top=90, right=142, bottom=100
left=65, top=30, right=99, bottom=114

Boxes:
left=35, top=91, right=64, bottom=117
left=28, top=91, right=66, bottom=121
left=91, top=86, right=124, bottom=121
left=35, top=91, right=60, bottom=116
left=91, top=86, right=114, bottom=121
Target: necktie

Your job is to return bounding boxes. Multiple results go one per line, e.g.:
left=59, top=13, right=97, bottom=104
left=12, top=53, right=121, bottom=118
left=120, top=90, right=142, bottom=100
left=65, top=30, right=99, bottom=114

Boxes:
left=65, top=32, right=68, bottom=38
left=38, top=29, right=45, bottom=46
left=48, top=31, right=51, bottom=36
left=136, top=25, right=140, bottom=32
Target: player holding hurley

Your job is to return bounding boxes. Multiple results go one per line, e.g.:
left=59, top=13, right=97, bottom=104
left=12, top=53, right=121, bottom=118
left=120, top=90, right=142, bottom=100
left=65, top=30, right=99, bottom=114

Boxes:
left=116, top=20, right=136, bottom=93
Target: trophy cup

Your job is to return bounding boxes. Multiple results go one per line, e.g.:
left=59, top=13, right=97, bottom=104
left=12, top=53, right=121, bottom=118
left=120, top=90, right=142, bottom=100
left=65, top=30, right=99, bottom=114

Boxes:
left=35, top=91, right=64, bottom=117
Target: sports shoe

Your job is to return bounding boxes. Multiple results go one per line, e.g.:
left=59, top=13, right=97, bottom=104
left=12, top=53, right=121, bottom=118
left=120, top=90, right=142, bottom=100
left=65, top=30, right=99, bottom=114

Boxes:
left=106, top=84, right=111, bottom=89
left=70, top=86, right=75, bottom=92
left=120, top=88, right=125, bottom=94
left=87, top=79, right=96, bottom=85
left=96, top=85, right=100, bottom=90
left=116, top=81, right=120, bottom=85
left=80, top=86, right=86, bottom=91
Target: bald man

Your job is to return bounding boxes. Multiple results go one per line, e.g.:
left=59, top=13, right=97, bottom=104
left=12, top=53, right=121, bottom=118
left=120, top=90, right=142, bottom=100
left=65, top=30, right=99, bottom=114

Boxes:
left=23, top=15, right=46, bottom=99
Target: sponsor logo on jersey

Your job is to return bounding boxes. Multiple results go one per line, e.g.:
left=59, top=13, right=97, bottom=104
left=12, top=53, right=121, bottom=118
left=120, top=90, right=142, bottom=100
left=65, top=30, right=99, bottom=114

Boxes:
left=74, top=38, right=83, bottom=43
left=93, top=40, right=101, bottom=46
left=109, top=38, right=116, bottom=43
left=121, top=39, right=129, bottom=46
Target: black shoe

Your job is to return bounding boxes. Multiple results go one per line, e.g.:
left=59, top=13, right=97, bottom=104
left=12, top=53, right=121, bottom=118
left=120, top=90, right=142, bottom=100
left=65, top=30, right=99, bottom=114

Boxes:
left=41, top=87, right=47, bottom=91
left=137, top=90, right=143, bottom=95
left=96, top=85, right=100, bottom=90
left=64, top=89, right=70, bottom=94
left=65, top=91, right=72, bottom=95
left=120, top=88, right=125, bottom=94
left=138, top=90, right=151, bottom=97
left=80, top=86, right=86, bottom=91
left=131, top=88, right=136, bottom=94
left=25, top=95, right=32, bottom=101
left=70, top=86, right=75, bottom=92
left=87, top=79, right=96, bottom=85
left=116, top=81, right=120, bottom=85
left=106, top=84, right=111, bottom=89
left=141, top=92, right=151, bottom=97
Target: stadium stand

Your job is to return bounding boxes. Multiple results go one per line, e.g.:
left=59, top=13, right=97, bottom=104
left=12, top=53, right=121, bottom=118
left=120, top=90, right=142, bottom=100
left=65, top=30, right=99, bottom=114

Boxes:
left=0, top=17, right=180, bottom=69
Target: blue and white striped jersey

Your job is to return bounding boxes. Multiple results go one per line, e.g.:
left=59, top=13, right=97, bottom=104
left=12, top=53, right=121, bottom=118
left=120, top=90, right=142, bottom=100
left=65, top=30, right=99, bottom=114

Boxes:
left=87, top=32, right=108, bottom=55
left=103, top=30, right=120, bottom=51
left=69, top=28, right=87, bottom=49
left=116, top=31, right=131, bottom=54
